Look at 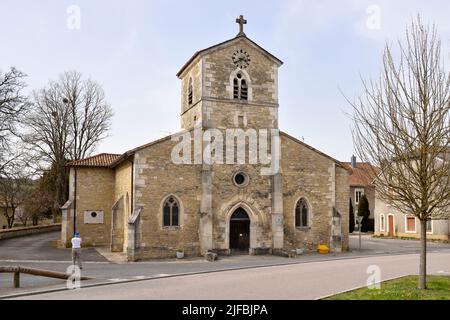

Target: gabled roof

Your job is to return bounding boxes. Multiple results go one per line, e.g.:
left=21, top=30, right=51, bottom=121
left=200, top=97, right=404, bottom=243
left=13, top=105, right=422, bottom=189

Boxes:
left=72, top=131, right=350, bottom=171
left=280, top=132, right=349, bottom=170
left=67, top=153, right=122, bottom=168
left=109, top=134, right=174, bottom=168
left=342, top=162, right=380, bottom=187
left=176, top=35, right=283, bottom=78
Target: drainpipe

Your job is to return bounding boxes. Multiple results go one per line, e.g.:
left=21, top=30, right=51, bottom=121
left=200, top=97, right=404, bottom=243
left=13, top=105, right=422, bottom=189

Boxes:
left=73, top=167, right=77, bottom=235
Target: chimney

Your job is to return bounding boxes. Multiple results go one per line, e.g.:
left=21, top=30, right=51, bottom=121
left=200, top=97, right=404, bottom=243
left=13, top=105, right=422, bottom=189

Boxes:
left=351, top=155, right=357, bottom=168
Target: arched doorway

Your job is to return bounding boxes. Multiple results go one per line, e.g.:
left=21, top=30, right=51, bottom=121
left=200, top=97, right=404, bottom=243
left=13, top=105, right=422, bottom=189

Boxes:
left=229, top=207, right=250, bottom=254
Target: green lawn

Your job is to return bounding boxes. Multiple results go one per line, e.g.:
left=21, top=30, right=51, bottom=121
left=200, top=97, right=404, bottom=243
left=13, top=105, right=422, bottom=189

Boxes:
left=325, top=276, right=450, bottom=300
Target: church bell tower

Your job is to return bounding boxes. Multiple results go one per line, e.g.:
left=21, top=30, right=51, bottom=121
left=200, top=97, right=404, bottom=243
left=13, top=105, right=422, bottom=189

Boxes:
left=176, top=16, right=283, bottom=131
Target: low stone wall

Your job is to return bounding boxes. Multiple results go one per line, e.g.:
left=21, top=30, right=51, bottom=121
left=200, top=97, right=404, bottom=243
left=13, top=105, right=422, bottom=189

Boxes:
left=0, top=224, right=61, bottom=240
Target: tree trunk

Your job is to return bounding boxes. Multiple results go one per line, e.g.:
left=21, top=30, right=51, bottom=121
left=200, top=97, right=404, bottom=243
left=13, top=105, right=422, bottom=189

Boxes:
left=5, top=208, right=14, bottom=228
left=7, top=216, right=14, bottom=228
left=419, top=219, right=427, bottom=289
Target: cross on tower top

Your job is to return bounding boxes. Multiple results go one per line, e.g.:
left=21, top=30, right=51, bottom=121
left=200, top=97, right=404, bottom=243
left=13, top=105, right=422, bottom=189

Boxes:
left=236, top=15, right=247, bottom=37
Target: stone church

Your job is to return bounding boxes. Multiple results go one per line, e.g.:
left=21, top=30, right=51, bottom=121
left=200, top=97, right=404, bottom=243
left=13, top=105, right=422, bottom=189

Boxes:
left=61, top=16, right=350, bottom=261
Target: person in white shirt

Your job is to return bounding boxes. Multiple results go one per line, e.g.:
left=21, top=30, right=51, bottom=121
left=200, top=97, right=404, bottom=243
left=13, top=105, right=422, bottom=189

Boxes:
left=71, top=232, right=83, bottom=269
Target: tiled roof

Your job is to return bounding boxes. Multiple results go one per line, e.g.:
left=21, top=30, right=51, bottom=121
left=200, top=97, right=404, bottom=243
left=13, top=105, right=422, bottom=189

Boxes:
left=67, top=153, right=122, bottom=168
left=343, top=162, right=379, bottom=187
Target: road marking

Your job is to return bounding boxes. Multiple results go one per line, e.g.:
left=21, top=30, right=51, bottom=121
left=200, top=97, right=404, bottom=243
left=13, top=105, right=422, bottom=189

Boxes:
left=153, top=273, right=171, bottom=277
left=0, top=260, right=110, bottom=264
left=132, top=276, right=146, bottom=279
left=108, top=278, right=129, bottom=282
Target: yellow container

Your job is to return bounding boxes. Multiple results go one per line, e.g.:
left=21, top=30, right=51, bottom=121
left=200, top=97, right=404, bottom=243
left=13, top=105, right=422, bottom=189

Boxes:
left=317, top=244, right=330, bottom=254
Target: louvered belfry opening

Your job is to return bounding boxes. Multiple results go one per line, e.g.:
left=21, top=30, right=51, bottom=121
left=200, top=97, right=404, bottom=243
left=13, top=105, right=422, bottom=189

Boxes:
left=188, top=78, right=193, bottom=105
left=233, top=78, right=239, bottom=99
left=233, top=72, right=248, bottom=101
left=241, top=79, right=248, bottom=101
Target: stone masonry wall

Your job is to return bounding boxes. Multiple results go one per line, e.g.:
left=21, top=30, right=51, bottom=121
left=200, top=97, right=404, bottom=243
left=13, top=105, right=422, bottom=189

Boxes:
left=211, top=163, right=273, bottom=254
left=281, top=135, right=349, bottom=251
left=114, top=160, right=133, bottom=251
left=335, top=165, right=350, bottom=251
left=133, top=139, right=202, bottom=259
left=201, top=38, right=279, bottom=131
left=74, top=167, right=115, bottom=247
left=180, top=58, right=203, bottom=130
left=203, top=37, right=278, bottom=105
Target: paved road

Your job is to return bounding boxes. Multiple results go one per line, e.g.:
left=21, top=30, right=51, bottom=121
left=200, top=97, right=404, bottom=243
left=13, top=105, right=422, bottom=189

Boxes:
left=348, top=234, right=450, bottom=254
left=1, top=231, right=449, bottom=296
left=0, top=231, right=107, bottom=262
left=12, top=252, right=450, bottom=300
left=0, top=252, right=399, bottom=295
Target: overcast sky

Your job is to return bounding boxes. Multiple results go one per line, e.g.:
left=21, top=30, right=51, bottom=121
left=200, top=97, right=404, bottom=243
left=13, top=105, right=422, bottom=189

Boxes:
left=1, top=0, right=450, bottom=161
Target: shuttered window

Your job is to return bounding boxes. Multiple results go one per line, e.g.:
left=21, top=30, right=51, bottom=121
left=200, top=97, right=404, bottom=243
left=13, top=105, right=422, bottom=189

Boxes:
left=406, top=216, right=416, bottom=232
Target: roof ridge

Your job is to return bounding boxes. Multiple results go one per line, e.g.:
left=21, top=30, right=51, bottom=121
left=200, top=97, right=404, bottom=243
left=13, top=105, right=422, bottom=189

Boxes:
left=67, top=153, right=122, bottom=168
left=177, top=36, right=283, bottom=78
left=280, top=131, right=348, bottom=170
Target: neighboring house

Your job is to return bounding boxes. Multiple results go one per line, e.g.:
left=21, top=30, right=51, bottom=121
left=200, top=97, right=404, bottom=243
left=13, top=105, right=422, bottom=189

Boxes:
left=373, top=150, right=450, bottom=241
left=61, top=18, right=350, bottom=261
left=375, top=193, right=450, bottom=241
left=343, top=156, right=378, bottom=220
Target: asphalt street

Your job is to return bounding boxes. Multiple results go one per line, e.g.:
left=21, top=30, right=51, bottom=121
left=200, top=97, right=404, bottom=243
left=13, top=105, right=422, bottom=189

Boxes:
left=1, top=231, right=450, bottom=298
left=0, top=231, right=107, bottom=262
left=11, top=252, right=450, bottom=300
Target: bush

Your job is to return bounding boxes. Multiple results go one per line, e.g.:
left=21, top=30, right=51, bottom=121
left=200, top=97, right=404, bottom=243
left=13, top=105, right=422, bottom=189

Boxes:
left=362, top=218, right=374, bottom=232
left=349, top=198, right=355, bottom=233
left=357, top=195, right=370, bottom=218
left=358, top=195, right=374, bottom=232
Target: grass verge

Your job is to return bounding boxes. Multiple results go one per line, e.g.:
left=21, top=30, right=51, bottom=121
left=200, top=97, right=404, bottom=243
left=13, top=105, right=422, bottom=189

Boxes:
left=324, top=276, right=450, bottom=300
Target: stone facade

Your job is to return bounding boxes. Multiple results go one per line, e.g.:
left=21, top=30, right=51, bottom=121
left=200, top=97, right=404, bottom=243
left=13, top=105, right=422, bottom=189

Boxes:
left=62, top=29, right=350, bottom=259
left=179, top=37, right=279, bottom=132
left=281, top=134, right=349, bottom=252
left=62, top=167, right=115, bottom=247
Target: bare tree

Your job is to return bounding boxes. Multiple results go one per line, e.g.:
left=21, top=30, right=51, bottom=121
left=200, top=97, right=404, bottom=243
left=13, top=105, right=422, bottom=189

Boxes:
left=0, top=68, right=28, bottom=175
left=23, top=71, right=113, bottom=219
left=349, top=16, right=450, bottom=289
left=60, top=71, right=114, bottom=161
left=22, top=179, right=53, bottom=226
left=0, top=170, right=28, bottom=229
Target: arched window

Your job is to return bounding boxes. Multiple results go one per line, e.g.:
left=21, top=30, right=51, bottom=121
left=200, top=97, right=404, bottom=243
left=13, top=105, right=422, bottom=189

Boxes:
left=233, top=72, right=248, bottom=101
left=295, top=198, right=309, bottom=228
left=163, top=196, right=179, bottom=227
left=188, top=78, right=193, bottom=105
